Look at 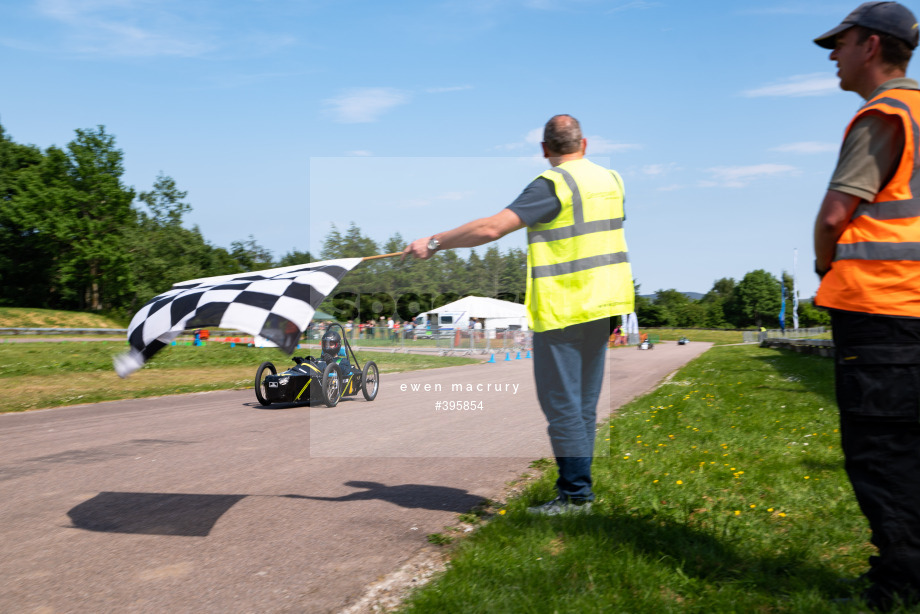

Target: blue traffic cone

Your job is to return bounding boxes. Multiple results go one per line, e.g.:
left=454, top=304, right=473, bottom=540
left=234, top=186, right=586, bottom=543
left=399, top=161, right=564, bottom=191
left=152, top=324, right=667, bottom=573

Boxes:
left=505, top=352, right=511, bottom=361
left=230, top=342, right=235, bottom=348
left=515, top=351, right=521, bottom=359
left=487, top=352, right=495, bottom=363
left=526, top=350, right=531, bottom=358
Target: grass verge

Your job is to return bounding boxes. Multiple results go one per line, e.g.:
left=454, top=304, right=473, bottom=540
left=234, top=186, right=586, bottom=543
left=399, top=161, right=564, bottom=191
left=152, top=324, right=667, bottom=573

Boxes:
left=398, top=345, right=876, bottom=613
left=0, top=307, right=123, bottom=328
left=0, top=342, right=479, bottom=413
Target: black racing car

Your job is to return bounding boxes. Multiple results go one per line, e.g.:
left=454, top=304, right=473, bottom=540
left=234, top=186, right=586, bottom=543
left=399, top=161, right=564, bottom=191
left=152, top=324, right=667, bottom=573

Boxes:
left=254, top=323, right=378, bottom=408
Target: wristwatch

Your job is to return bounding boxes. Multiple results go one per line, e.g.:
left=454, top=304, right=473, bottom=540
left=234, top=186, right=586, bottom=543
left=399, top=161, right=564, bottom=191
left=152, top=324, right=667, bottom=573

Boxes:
left=427, top=237, right=440, bottom=252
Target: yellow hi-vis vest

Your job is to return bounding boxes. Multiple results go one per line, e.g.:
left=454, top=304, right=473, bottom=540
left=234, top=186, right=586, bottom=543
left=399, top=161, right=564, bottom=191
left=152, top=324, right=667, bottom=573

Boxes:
left=525, top=158, right=634, bottom=332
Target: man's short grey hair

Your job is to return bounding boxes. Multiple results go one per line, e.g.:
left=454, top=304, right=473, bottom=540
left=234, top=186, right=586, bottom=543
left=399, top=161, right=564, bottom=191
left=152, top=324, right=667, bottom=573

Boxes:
left=543, top=114, right=583, bottom=155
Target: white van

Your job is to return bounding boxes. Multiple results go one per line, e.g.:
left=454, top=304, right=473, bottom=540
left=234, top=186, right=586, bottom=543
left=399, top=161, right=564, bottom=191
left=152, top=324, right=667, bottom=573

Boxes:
left=412, top=311, right=468, bottom=338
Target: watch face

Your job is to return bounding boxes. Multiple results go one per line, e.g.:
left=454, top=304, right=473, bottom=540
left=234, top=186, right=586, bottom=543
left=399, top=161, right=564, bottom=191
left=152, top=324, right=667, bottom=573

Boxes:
left=428, top=239, right=439, bottom=250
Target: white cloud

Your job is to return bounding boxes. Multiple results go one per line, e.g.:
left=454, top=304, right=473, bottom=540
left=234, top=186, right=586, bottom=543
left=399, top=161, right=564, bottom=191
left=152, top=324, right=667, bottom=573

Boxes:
left=324, top=88, right=411, bottom=124
left=346, top=150, right=374, bottom=157
left=741, top=73, right=839, bottom=98
left=587, top=136, right=640, bottom=154
left=769, top=141, right=838, bottom=154
left=525, top=127, right=543, bottom=144
left=640, top=163, right=679, bottom=176
left=34, top=0, right=217, bottom=57
left=703, top=164, right=798, bottom=188
left=494, top=127, right=543, bottom=151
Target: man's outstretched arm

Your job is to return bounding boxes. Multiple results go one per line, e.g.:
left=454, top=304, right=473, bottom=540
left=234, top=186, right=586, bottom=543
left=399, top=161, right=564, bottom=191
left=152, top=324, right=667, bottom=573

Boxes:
left=403, top=208, right=526, bottom=260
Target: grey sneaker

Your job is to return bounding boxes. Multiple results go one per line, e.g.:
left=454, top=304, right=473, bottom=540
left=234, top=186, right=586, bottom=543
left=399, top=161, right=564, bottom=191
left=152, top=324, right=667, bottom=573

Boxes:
left=526, top=496, right=592, bottom=516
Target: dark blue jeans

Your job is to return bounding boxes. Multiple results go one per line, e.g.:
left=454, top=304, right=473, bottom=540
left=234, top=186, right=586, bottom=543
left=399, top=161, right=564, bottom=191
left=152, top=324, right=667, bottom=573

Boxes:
left=533, top=317, right=609, bottom=502
left=833, top=310, right=920, bottom=606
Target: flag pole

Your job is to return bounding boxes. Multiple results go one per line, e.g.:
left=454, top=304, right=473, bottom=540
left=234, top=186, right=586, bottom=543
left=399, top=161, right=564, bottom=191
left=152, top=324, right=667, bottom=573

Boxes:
left=362, top=252, right=404, bottom=261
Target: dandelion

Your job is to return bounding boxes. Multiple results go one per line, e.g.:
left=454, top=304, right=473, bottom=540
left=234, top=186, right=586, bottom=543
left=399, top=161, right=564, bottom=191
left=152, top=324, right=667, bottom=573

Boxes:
left=767, top=508, right=774, bottom=512
left=499, top=510, right=506, bottom=515
left=734, top=510, right=741, bottom=515
left=804, top=476, right=810, bottom=480
left=676, top=480, right=683, bottom=485
left=779, top=512, right=786, bottom=517
left=750, top=504, right=756, bottom=508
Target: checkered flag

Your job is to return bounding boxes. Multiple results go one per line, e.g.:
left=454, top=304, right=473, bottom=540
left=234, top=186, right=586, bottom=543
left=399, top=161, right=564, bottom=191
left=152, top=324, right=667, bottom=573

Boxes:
left=114, top=258, right=363, bottom=378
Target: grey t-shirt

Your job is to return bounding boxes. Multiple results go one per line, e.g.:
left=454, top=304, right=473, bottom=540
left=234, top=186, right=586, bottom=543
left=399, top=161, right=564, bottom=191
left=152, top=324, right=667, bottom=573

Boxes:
left=506, top=166, right=625, bottom=227
left=506, top=177, right=561, bottom=227
left=829, top=78, right=920, bottom=201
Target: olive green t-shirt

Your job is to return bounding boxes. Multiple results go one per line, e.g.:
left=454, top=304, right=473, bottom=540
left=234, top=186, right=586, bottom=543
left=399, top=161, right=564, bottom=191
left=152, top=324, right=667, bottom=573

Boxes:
left=829, top=78, right=920, bottom=201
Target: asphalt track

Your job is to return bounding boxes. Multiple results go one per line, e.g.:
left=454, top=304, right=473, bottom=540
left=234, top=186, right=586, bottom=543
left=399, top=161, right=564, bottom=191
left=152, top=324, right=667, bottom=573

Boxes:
left=0, top=341, right=711, bottom=613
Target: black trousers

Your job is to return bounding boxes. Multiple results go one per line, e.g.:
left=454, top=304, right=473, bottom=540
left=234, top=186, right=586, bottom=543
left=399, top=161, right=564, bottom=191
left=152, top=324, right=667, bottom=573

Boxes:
left=833, top=310, right=920, bottom=605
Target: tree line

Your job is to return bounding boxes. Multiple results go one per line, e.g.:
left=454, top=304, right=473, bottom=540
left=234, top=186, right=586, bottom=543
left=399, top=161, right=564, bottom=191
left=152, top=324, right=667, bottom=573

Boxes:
left=0, top=124, right=526, bottom=322
left=636, top=271, right=830, bottom=330
left=0, top=123, right=825, bottom=328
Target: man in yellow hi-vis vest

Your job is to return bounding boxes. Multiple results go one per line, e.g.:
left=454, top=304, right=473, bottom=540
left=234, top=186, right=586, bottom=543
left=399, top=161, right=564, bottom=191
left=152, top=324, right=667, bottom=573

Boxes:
left=404, top=115, right=634, bottom=515
left=812, top=2, right=920, bottom=609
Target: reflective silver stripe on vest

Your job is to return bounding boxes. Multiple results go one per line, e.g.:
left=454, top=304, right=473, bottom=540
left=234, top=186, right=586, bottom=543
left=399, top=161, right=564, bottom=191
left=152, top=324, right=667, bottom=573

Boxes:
left=835, top=241, right=920, bottom=261
left=528, top=167, right=622, bottom=245
left=528, top=218, right=624, bottom=243
left=549, top=167, right=584, bottom=224
left=853, top=198, right=920, bottom=220
left=851, top=95, right=920, bottom=221
left=531, top=251, right=629, bottom=279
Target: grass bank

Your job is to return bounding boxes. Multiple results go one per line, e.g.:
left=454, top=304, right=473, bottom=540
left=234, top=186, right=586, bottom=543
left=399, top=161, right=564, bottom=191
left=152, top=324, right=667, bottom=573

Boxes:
left=0, top=342, right=478, bottom=413
left=0, top=307, right=124, bottom=329
left=400, top=345, right=874, bottom=613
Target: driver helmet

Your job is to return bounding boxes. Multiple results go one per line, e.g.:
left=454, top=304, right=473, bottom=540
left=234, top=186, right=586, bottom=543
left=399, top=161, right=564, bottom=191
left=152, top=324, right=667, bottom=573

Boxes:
left=322, top=329, right=342, bottom=358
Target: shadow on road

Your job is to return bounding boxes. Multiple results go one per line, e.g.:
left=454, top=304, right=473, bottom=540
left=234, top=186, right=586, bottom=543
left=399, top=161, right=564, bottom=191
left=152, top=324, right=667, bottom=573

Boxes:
left=284, top=480, right=486, bottom=512
left=67, top=492, right=247, bottom=537
left=67, top=481, right=487, bottom=537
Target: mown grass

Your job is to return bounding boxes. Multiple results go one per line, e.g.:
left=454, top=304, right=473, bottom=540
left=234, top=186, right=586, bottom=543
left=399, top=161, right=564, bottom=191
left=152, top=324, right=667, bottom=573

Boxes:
left=399, top=345, right=881, bottom=614
left=0, top=307, right=124, bottom=328
left=0, top=341, right=479, bottom=413
left=643, top=328, right=749, bottom=345
left=643, top=328, right=833, bottom=346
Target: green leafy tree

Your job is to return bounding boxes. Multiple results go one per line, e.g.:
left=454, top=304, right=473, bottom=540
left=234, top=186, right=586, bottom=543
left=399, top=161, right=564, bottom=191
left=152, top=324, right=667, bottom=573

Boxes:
left=634, top=282, right=670, bottom=327
left=498, top=247, right=526, bottom=304
left=276, top=249, right=314, bottom=267
left=799, top=298, right=832, bottom=327
left=24, top=127, right=137, bottom=311
left=701, top=277, right=737, bottom=328
left=127, top=173, right=225, bottom=308
left=735, top=269, right=782, bottom=328
left=0, top=125, right=50, bottom=306
left=230, top=235, right=273, bottom=271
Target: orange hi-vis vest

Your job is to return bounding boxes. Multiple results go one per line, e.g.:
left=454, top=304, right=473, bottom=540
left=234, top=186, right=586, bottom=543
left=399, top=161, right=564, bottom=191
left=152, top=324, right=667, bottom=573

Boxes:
left=816, top=87, right=920, bottom=317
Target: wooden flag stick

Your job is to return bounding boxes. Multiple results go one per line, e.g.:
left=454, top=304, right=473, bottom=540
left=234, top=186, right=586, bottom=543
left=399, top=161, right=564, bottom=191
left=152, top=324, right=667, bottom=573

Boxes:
left=362, top=252, right=404, bottom=261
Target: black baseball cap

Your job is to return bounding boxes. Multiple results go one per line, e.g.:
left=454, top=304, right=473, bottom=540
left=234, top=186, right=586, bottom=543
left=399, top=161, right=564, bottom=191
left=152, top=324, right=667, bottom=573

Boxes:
left=814, top=1, right=919, bottom=49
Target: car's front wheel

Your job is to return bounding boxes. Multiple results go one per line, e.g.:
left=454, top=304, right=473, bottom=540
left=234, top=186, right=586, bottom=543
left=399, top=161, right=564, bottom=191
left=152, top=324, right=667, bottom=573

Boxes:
left=322, top=363, right=342, bottom=407
left=361, top=361, right=379, bottom=401
left=255, top=361, right=276, bottom=406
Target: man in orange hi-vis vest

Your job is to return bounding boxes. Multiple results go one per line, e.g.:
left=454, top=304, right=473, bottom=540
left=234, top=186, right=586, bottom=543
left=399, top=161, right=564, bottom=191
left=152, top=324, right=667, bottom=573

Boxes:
left=813, top=3, right=920, bottom=610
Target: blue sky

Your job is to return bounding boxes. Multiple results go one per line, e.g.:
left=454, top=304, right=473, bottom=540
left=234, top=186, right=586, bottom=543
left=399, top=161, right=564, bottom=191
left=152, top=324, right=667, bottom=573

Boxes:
left=2, top=0, right=910, bottom=300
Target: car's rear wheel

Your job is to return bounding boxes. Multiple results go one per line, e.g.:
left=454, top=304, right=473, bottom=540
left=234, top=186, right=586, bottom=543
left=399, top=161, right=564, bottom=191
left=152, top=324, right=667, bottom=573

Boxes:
left=255, top=361, right=276, bottom=406
left=361, top=361, right=379, bottom=401
left=322, top=363, right=342, bottom=407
